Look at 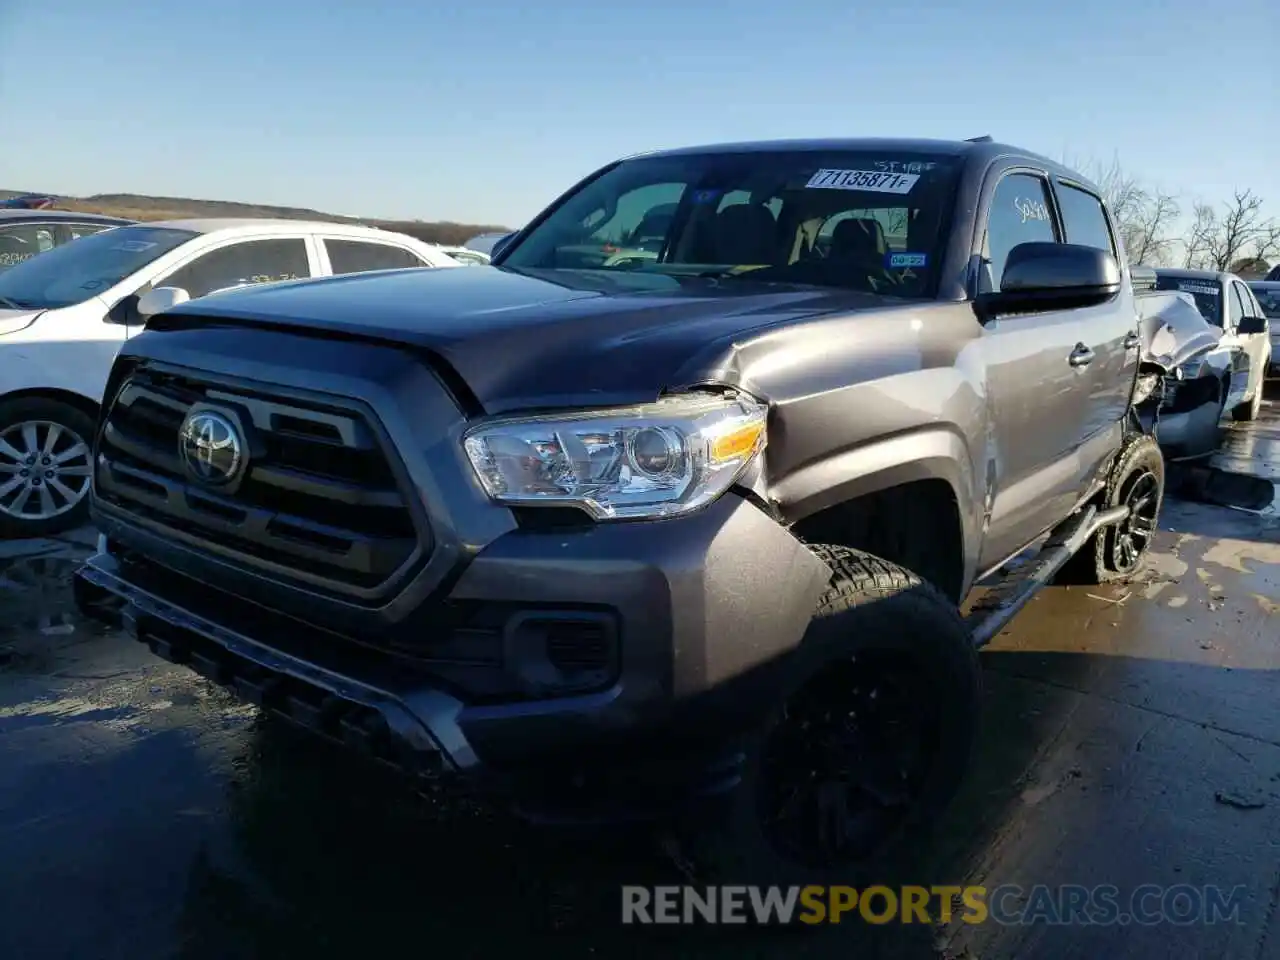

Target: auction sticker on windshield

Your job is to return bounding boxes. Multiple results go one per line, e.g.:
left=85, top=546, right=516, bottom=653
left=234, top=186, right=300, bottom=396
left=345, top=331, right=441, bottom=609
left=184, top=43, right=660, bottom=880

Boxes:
left=806, top=169, right=920, bottom=194
left=1178, top=282, right=1219, bottom=297
left=888, top=252, right=927, bottom=268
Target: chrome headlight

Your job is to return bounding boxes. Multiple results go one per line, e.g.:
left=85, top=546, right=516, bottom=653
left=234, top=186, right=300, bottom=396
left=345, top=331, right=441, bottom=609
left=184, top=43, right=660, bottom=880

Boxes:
left=462, top=394, right=767, bottom=520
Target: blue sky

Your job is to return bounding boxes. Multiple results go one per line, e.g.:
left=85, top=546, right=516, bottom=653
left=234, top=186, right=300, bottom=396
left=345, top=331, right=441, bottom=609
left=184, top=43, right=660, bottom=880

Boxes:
left=1, top=0, right=1276, bottom=227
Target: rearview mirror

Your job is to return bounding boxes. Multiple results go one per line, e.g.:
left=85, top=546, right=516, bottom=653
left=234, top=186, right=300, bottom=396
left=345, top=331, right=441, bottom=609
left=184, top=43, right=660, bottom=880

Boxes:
left=490, top=232, right=517, bottom=260
left=137, top=285, right=190, bottom=319
left=1238, top=315, right=1268, bottom=335
left=976, top=242, right=1121, bottom=320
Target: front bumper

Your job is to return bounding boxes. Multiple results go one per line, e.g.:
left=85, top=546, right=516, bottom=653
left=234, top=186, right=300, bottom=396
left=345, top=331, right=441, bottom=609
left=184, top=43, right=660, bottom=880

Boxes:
left=74, top=491, right=830, bottom=818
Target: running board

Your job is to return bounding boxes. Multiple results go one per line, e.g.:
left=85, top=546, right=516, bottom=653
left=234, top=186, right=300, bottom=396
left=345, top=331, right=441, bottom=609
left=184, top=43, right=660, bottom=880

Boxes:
left=964, top=503, right=1130, bottom=649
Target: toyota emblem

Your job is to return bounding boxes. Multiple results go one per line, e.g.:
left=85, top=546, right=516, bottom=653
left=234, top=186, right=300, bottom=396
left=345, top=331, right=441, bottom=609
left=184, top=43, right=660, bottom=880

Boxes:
left=179, top=409, right=244, bottom=485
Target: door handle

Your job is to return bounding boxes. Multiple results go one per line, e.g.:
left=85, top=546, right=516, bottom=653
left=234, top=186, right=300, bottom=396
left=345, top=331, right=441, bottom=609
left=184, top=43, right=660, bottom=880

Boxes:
left=1123, top=331, right=1141, bottom=350
left=1068, top=343, right=1095, bottom=367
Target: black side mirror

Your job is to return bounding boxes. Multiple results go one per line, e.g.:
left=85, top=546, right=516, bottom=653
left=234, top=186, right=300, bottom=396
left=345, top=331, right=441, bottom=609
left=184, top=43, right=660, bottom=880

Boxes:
left=976, top=241, right=1121, bottom=320
left=1238, top=315, right=1268, bottom=335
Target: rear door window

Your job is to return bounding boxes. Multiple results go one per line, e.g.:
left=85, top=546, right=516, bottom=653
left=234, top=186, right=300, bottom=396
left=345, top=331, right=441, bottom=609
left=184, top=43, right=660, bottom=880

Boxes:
left=325, top=239, right=426, bottom=274
left=162, top=238, right=311, bottom=298
left=1055, top=183, right=1115, bottom=255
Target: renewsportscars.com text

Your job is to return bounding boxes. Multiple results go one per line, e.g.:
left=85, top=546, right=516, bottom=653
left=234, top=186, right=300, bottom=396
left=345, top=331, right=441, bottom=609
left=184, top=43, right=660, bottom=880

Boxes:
left=621, top=884, right=1246, bottom=926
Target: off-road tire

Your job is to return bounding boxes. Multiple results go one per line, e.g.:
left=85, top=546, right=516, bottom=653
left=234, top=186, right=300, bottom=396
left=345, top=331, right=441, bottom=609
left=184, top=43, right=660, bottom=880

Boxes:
left=671, top=544, right=981, bottom=890
left=1055, top=434, right=1164, bottom=586
left=0, top=396, right=97, bottom=539
left=1231, top=375, right=1264, bottom=422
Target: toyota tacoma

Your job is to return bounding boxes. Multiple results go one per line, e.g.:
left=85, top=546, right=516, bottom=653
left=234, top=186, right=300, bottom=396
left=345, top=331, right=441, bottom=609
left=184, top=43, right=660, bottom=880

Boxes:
left=75, top=137, right=1169, bottom=883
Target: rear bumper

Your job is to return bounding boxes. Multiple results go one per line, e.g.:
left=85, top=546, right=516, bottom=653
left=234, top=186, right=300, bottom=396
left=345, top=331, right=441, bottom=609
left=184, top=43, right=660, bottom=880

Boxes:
left=74, top=491, right=830, bottom=819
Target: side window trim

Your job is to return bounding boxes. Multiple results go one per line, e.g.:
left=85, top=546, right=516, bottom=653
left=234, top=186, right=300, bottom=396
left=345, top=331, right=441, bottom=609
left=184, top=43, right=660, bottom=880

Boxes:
left=303, top=234, right=323, bottom=277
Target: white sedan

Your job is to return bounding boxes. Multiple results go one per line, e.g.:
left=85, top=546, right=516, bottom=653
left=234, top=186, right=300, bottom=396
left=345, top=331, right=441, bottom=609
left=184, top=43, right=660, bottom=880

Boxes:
left=0, top=218, right=459, bottom=537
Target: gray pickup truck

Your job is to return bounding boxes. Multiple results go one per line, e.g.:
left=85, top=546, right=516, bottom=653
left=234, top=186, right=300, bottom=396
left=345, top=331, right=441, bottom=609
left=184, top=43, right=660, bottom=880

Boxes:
left=75, top=137, right=1168, bottom=884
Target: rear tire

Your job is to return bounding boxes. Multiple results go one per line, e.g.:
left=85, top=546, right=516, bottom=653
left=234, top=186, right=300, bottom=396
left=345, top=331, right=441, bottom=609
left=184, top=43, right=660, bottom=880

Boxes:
left=0, top=397, right=97, bottom=539
left=672, top=544, right=981, bottom=889
left=1055, top=434, right=1164, bottom=586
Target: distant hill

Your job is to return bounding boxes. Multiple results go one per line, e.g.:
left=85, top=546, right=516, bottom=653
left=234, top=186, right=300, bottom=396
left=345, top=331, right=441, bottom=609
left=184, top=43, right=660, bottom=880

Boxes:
left=0, top=189, right=511, bottom=247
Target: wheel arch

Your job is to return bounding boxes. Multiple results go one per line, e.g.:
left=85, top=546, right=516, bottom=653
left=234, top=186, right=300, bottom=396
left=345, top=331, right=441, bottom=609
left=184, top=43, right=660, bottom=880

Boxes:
left=0, top=386, right=101, bottom=423
left=771, top=427, right=980, bottom=603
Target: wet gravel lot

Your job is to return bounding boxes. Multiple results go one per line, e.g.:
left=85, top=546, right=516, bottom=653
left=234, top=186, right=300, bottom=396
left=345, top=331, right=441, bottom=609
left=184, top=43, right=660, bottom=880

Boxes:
left=2, top=393, right=1277, bottom=960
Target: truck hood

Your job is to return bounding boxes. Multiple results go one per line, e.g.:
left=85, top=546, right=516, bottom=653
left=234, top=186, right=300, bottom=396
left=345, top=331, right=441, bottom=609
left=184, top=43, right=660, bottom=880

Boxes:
left=0, top=307, right=42, bottom=337
left=157, top=266, right=910, bottom=412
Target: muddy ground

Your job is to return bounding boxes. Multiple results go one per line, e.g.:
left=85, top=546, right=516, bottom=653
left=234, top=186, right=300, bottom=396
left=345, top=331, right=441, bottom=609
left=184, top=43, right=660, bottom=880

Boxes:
left=1, top=395, right=1277, bottom=960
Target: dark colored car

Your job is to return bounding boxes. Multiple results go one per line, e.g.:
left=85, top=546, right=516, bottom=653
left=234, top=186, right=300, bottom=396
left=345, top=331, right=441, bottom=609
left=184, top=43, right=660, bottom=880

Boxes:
left=76, top=137, right=1173, bottom=883
left=0, top=194, right=57, bottom=210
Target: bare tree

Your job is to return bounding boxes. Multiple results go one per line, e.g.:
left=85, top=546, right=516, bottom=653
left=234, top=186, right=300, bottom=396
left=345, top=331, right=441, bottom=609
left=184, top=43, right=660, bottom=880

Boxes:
left=1180, top=189, right=1279, bottom=272
left=1182, top=203, right=1217, bottom=269
left=1120, top=190, right=1182, bottom=265
left=1253, top=220, right=1280, bottom=265
left=1201, top=189, right=1274, bottom=271
left=1064, top=153, right=1278, bottom=274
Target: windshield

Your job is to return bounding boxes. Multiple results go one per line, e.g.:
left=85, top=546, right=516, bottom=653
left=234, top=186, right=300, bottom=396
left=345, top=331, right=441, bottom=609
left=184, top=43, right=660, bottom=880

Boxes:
left=1155, top=275, right=1223, bottom=326
left=0, top=225, right=195, bottom=310
left=1249, top=284, right=1280, bottom=318
left=499, top=150, right=963, bottom=298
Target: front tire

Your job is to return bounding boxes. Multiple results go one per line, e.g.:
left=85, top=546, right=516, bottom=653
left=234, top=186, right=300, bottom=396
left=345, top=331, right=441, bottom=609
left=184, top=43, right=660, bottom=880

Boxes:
left=1055, top=434, right=1164, bottom=585
left=0, top=397, right=97, bottom=539
left=1231, top=365, right=1265, bottom=422
left=674, top=545, right=981, bottom=888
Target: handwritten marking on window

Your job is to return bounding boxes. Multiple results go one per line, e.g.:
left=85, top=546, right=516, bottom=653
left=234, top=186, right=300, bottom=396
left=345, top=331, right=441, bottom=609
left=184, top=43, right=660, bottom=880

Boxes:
left=1014, top=197, right=1051, bottom=223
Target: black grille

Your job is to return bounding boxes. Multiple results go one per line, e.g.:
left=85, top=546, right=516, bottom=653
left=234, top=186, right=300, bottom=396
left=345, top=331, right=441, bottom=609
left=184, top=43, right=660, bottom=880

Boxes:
left=94, top=365, right=427, bottom=595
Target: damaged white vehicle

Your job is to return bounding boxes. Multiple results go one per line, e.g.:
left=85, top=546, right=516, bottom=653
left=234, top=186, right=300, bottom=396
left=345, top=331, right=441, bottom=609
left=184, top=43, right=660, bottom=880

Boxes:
left=1131, top=266, right=1258, bottom=460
